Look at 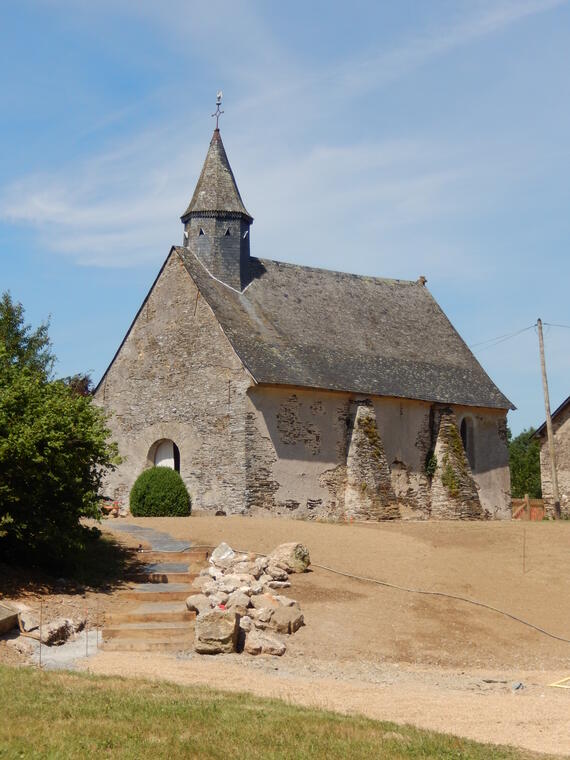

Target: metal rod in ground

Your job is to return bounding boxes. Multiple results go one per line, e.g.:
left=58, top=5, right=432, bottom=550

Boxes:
left=85, top=608, right=88, bottom=658
left=39, top=601, right=42, bottom=669
left=523, top=527, right=526, bottom=575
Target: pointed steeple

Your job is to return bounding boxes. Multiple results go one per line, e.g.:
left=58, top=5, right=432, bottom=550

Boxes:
left=181, top=129, right=252, bottom=223
left=180, top=126, right=253, bottom=292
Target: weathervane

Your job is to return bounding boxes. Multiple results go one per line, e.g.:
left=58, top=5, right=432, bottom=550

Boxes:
left=212, top=90, right=224, bottom=129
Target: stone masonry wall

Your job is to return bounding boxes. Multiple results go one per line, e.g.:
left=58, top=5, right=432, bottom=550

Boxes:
left=244, top=387, right=510, bottom=520
left=345, top=402, right=400, bottom=520
left=539, top=403, right=570, bottom=517
left=245, top=387, right=350, bottom=518
left=94, top=250, right=252, bottom=512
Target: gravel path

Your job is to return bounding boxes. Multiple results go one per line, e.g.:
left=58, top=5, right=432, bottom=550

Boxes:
left=87, top=516, right=570, bottom=755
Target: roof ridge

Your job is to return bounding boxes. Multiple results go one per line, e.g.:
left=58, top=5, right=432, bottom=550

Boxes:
left=252, top=256, right=421, bottom=286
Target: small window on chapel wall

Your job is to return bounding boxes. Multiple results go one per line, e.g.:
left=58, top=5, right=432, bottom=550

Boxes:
left=225, top=228, right=231, bottom=236
left=198, top=228, right=205, bottom=236
left=152, top=439, right=180, bottom=473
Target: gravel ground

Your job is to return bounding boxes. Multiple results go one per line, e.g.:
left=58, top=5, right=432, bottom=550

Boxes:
left=7, top=514, right=570, bottom=755
left=85, top=515, right=570, bottom=756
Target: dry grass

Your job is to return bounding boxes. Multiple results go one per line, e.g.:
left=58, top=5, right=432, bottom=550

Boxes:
left=0, top=665, right=556, bottom=760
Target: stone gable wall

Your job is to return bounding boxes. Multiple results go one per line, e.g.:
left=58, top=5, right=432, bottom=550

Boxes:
left=94, top=250, right=252, bottom=511
left=539, top=403, right=570, bottom=516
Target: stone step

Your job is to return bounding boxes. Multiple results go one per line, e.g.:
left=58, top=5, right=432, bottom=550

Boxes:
left=121, top=582, right=194, bottom=602
left=143, top=562, right=191, bottom=574
left=142, top=549, right=210, bottom=563
left=128, top=600, right=190, bottom=614
left=105, top=609, right=194, bottom=625
left=145, top=572, right=196, bottom=584
left=102, top=637, right=193, bottom=652
left=103, top=621, right=194, bottom=641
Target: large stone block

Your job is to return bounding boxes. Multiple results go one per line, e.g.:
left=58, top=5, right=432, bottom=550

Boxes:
left=0, top=605, right=18, bottom=636
left=194, top=609, right=240, bottom=654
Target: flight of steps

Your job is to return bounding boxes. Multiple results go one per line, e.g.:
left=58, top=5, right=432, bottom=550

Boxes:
left=102, top=548, right=208, bottom=652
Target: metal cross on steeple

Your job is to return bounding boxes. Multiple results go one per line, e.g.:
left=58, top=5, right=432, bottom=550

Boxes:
left=212, top=91, right=224, bottom=129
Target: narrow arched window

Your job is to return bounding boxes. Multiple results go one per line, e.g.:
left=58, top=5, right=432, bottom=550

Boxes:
left=225, top=228, right=231, bottom=236
left=198, top=228, right=205, bottom=236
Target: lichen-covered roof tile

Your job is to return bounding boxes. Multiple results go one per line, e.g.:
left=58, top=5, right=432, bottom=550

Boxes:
left=176, top=248, right=513, bottom=410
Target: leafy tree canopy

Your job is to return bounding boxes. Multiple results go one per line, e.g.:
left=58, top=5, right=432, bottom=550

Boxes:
left=0, top=293, right=119, bottom=568
left=508, top=426, right=542, bottom=499
left=0, top=292, right=53, bottom=377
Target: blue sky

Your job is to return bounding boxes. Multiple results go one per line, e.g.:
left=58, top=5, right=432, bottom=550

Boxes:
left=1, top=0, right=568, bottom=434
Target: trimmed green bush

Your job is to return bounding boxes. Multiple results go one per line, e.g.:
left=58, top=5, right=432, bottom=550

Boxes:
left=130, top=467, right=191, bottom=517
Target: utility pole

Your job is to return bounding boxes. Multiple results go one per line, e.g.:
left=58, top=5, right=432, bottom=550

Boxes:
left=537, top=318, right=561, bottom=518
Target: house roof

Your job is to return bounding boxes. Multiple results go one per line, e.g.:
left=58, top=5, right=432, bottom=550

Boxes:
left=180, top=129, right=253, bottom=222
left=177, top=248, right=513, bottom=410
left=535, top=395, right=570, bottom=437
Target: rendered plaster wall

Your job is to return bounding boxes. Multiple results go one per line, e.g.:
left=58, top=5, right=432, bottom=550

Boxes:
left=245, top=388, right=511, bottom=520
left=244, top=387, right=351, bottom=518
left=94, top=250, right=252, bottom=511
left=452, top=406, right=511, bottom=519
left=372, top=397, right=433, bottom=519
left=539, top=404, right=570, bottom=516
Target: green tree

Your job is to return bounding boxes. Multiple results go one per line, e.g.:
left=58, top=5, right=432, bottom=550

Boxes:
left=0, top=292, right=53, bottom=377
left=0, top=293, right=119, bottom=567
left=508, top=427, right=542, bottom=499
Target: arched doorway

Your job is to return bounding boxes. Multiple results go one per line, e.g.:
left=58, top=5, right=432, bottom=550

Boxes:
left=149, top=439, right=180, bottom=472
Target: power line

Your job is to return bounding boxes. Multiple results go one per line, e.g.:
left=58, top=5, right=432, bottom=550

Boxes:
left=469, top=323, right=535, bottom=351
left=543, top=322, right=570, bottom=330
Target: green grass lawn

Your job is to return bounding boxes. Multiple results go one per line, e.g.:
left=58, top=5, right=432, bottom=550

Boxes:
left=0, top=665, right=554, bottom=760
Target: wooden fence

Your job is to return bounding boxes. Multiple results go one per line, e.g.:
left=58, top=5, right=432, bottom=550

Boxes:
left=512, top=496, right=545, bottom=521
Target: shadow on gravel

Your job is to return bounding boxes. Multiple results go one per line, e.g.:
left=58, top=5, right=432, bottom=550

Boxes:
left=0, top=533, right=145, bottom=598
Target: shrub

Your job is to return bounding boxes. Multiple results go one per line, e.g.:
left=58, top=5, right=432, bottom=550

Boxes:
left=130, top=467, right=191, bottom=517
left=0, top=292, right=120, bottom=568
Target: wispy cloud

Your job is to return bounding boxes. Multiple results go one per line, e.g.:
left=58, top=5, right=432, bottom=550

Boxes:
left=333, top=0, right=568, bottom=95
left=1, top=0, right=567, bottom=272
left=0, top=134, right=470, bottom=271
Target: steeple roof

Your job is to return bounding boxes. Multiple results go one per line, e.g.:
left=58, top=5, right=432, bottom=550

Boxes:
left=181, top=129, right=252, bottom=222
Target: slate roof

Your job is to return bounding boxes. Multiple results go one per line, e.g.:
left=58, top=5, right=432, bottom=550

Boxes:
left=535, top=395, right=570, bottom=437
left=180, top=129, right=253, bottom=222
left=177, top=248, right=513, bottom=410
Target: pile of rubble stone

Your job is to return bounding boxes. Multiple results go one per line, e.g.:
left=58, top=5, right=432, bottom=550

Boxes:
left=186, top=541, right=310, bottom=656
left=1, top=601, right=86, bottom=647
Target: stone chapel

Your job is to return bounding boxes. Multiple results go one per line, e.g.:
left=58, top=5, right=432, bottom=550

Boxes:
left=94, top=124, right=513, bottom=520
